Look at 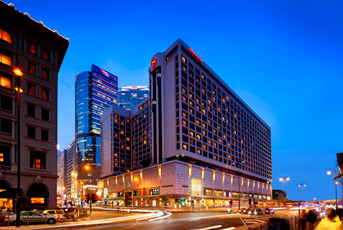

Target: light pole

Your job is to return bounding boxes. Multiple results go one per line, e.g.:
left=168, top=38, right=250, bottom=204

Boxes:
left=279, top=177, right=290, bottom=194
left=298, top=184, right=306, bottom=201
left=233, top=159, right=244, bottom=211
left=13, top=67, right=23, bottom=227
left=327, top=169, right=339, bottom=210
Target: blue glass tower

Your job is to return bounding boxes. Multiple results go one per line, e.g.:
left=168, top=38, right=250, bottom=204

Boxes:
left=75, top=65, right=118, bottom=185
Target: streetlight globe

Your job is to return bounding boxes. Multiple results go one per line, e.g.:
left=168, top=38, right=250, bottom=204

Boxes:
left=298, top=185, right=300, bottom=187
left=13, top=68, right=23, bottom=77
left=279, top=178, right=284, bottom=182
left=304, top=184, right=306, bottom=187
left=327, top=170, right=332, bottom=176
left=335, top=181, right=339, bottom=185
left=84, top=165, right=90, bottom=170
left=286, top=177, right=290, bottom=181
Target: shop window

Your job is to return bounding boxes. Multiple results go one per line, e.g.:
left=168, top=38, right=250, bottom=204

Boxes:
left=0, top=95, right=12, bottom=111
left=28, top=63, right=36, bottom=75
left=30, top=150, right=46, bottom=169
left=42, top=69, right=49, bottom=80
left=0, top=145, right=10, bottom=166
left=0, top=28, right=12, bottom=44
left=27, top=125, right=36, bottom=138
left=28, top=83, right=35, bottom=96
left=27, top=103, right=35, bottom=117
left=42, top=88, right=49, bottom=100
left=41, top=108, right=49, bottom=121
left=0, top=52, right=12, bottom=66
left=41, top=129, right=49, bottom=141
left=0, top=118, right=12, bottom=134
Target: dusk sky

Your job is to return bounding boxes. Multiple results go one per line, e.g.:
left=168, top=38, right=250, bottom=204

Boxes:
left=10, top=0, right=343, bottom=201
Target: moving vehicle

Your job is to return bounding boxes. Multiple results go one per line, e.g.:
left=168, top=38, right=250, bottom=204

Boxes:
left=264, top=208, right=275, bottom=214
left=242, top=208, right=253, bottom=214
left=254, top=209, right=264, bottom=215
left=42, top=209, right=66, bottom=221
left=6, top=211, right=57, bottom=225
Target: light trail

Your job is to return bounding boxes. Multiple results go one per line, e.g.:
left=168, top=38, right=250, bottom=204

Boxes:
left=193, top=225, right=222, bottom=230
left=148, top=211, right=172, bottom=221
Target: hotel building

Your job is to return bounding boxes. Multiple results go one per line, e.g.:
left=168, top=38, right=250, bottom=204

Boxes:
left=75, top=65, right=118, bottom=201
left=118, top=86, right=149, bottom=110
left=100, top=39, right=272, bottom=208
left=0, top=1, right=68, bottom=209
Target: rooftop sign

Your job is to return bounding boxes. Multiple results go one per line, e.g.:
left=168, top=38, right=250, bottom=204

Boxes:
left=189, top=47, right=203, bottom=63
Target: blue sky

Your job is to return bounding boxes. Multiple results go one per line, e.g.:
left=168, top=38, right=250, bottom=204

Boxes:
left=10, top=0, right=343, bottom=201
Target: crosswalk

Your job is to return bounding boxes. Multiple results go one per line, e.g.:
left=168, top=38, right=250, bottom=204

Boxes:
left=241, top=215, right=280, bottom=225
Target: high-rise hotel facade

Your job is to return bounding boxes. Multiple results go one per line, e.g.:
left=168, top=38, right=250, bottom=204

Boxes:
left=99, top=39, right=271, bottom=208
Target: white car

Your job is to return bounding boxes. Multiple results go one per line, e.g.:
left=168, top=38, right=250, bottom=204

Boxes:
left=6, top=211, right=57, bottom=225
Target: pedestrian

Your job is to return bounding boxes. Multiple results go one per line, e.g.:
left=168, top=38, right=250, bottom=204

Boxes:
left=300, top=210, right=308, bottom=230
left=307, top=210, right=317, bottom=229
left=315, top=208, right=343, bottom=230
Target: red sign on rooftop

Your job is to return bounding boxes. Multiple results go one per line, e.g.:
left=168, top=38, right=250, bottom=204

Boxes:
left=189, top=47, right=203, bottom=63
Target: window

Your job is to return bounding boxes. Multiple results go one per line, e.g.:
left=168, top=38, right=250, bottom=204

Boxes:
left=0, top=52, right=12, bottom=66
left=42, top=69, right=49, bottom=80
left=28, top=83, right=35, bottom=96
left=41, top=108, right=49, bottom=120
left=30, top=150, right=46, bottom=169
left=0, top=28, right=12, bottom=44
left=0, top=95, right=12, bottom=111
left=0, top=75, right=11, bottom=89
left=41, top=129, right=49, bottom=141
left=28, top=41, right=37, bottom=55
left=0, top=118, right=12, bottom=134
left=28, top=63, right=36, bottom=75
left=42, top=88, right=49, bottom=100
left=42, top=47, right=50, bottom=60
left=27, top=104, right=35, bottom=117
left=0, top=145, right=10, bottom=166
left=27, top=125, right=36, bottom=138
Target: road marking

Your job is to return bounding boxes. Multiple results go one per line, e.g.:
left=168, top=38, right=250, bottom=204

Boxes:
left=240, top=217, right=247, bottom=226
left=193, top=225, right=222, bottom=230
left=148, top=211, right=172, bottom=222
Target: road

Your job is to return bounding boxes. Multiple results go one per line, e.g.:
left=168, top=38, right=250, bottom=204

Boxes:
left=1, top=209, right=299, bottom=230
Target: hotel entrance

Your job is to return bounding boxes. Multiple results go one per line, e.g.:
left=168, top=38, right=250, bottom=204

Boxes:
left=0, top=180, right=14, bottom=212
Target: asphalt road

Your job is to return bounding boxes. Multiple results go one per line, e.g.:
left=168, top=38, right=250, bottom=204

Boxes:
left=52, top=209, right=299, bottom=230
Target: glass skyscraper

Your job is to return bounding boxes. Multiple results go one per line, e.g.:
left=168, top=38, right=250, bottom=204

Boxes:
left=75, top=65, right=118, bottom=185
left=119, top=86, right=149, bottom=110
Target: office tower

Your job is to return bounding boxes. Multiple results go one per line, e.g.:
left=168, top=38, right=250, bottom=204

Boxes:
left=118, top=86, right=149, bottom=110
left=75, top=65, right=118, bottom=192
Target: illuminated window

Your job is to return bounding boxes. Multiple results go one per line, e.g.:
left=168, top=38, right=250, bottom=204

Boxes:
left=183, top=144, right=188, bottom=150
left=197, top=150, right=201, bottom=155
left=0, top=76, right=11, bottom=89
left=126, top=137, right=130, bottom=141
left=30, top=150, right=46, bottom=169
left=31, top=197, right=44, bottom=204
left=190, top=132, right=194, bottom=137
left=143, top=140, right=147, bottom=144
left=42, top=88, right=49, bottom=100
left=28, top=63, right=36, bottom=75
left=120, top=131, right=124, bottom=135
left=42, top=47, right=50, bottom=60
left=0, top=28, right=11, bottom=43
left=196, top=134, right=201, bottom=140
left=114, top=133, right=118, bottom=137
left=126, top=146, right=130, bottom=150
left=42, top=69, right=49, bottom=80
left=0, top=153, right=3, bottom=162
left=0, top=53, right=12, bottom=66
left=181, top=56, right=186, bottom=63
left=114, top=153, right=118, bottom=157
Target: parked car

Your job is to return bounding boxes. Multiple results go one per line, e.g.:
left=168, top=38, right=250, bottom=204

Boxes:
left=264, top=208, right=275, bottom=214
left=0, top=212, right=12, bottom=223
left=239, top=208, right=246, bottom=213
left=6, top=211, right=57, bottom=225
left=42, top=209, right=66, bottom=221
left=242, top=208, right=253, bottom=214
left=254, top=209, right=264, bottom=215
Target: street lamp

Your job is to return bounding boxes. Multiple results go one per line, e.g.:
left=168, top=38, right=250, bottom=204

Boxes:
left=13, top=67, right=23, bottom=227
left=327, top=169, right=339, bottom=210
left=233, top=159, right=244, bottom=211
left=298, top=184, right=306, bottom=201
left=279, top=177, right=290, bottom=194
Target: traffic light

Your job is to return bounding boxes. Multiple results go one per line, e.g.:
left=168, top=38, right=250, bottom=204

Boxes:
left=249, top=199, right=252, bottom=205
left=91, top=193, right=98, bottom=203
left=85, top=194, right=90, bottom=203
left=229, top=200, right=233, bottom=204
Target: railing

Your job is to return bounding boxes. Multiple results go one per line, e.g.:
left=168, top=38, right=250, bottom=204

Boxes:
left=0, top=132, right=13, bottom=139
left=0, top=108, right=13, bottom=116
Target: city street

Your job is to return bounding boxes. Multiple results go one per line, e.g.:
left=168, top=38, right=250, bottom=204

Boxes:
left=0, top=208, right=299, bottom=230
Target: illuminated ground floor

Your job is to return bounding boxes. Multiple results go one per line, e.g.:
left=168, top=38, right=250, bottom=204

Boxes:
left=98, top=160, right=272, bottom=208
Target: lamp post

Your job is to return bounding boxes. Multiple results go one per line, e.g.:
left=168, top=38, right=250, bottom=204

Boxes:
left=13, top=67, right=23, bottom=227
left=327, top=169, right=339, bottom=210
left=233, top=159, right=244, bottom=211
left=298, top=184, right=306, bottom=201
left=279, top=177, right=290, bottom=194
